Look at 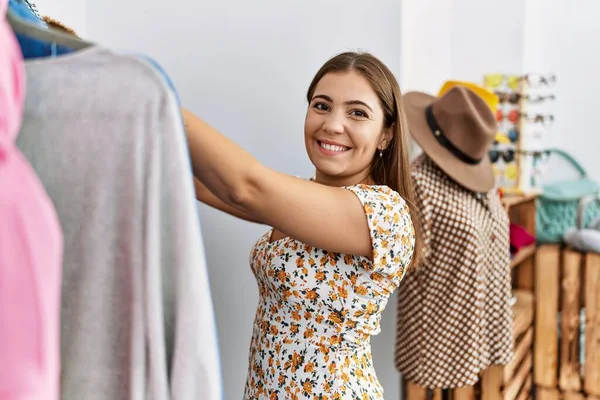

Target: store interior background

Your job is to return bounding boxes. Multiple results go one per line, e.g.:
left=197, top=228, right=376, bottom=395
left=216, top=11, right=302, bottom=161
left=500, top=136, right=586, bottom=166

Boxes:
left=30, top=0, right=598, bottom=399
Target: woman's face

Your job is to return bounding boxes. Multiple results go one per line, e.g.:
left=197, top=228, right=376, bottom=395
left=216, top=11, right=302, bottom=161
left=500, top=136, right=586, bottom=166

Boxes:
left=304, top=71, right=391, bottom=186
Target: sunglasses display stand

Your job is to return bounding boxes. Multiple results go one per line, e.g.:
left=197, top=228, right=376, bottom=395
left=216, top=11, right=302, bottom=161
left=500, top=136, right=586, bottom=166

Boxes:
left=483, top=73, right=556, bottom=197
left=484, top=73, right=525, bottom=196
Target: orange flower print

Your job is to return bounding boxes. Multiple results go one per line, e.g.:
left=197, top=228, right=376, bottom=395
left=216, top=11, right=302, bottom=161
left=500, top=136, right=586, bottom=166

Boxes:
left=328, top=311, right=342, bottom=325
left=305, top=290, right=318, bottom=301
left=315, top=271, right=326, bottom=281
left=338, top=284, right=348, bottom=299
left=291, top=311, right=301, bottom=321
left=303, top=328, right=314, bottom=339
left=366, top=302, right=378, bottom=315
left=302, top=380, right=313, bottom=395
left=284, top=352, right=304, bottom=373
left=328, top=335, right=341, bottom=346
left=277, top=270, right=287, bottom=283
left=356, top=285, right=368, bottom=295
left=304, top=362, right=315, bottom=373
left=328, top=362, right=337, bottom=375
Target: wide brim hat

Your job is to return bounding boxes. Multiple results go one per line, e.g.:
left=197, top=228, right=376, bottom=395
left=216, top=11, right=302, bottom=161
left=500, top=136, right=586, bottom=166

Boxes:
left=403, top=83, right=498, bottom=193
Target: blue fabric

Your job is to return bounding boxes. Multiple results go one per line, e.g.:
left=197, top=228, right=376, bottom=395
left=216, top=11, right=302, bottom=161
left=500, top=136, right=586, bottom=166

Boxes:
left=8, top=0, right=74, bottom=59
left=133, top=54, right=180, bottom=105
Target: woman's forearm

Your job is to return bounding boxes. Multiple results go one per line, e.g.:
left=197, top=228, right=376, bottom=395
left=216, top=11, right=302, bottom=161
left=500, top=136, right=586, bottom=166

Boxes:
left=193, top=177, right=262, bottom=224
left=182, top=108, right=261, bottom=208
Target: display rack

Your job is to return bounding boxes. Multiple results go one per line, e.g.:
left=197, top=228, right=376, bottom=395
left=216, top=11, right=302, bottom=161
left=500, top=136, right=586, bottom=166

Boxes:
left=480, top=194, right=538, bottom=400
left=483, top=74, right=526, bottom=195
left=482, top=73, right=555, bottom=196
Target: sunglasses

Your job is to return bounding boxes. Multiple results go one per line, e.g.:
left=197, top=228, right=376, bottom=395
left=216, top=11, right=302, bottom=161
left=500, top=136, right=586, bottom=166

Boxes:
left=495, top=92, right=556, bottom=104
left=496, top=110, right=555, bottom=125
left=489, top=149, right=515, bottom=163
left=484, top=74, right=521, bottom=90
left=524, top=114, right=555, bottom=125
left=522, top=73, right=556, bottom=87
left=496, top=109, right=521, bottom=124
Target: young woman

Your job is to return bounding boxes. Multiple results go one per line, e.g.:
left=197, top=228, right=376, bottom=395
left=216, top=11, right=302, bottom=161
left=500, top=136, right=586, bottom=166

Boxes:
left=184, top=51, right=423, bottom=399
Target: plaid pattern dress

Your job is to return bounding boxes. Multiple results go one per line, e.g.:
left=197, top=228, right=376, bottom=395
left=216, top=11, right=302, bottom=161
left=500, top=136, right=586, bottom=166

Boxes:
left=395, top=154, right=514, bottom=388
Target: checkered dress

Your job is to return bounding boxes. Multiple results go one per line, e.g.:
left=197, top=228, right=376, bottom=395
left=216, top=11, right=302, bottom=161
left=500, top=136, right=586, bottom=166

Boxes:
left=395, top=154, right=514, bottom=388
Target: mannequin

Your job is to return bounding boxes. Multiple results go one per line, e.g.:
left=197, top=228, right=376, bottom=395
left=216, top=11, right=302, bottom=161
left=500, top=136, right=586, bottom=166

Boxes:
left=395, top=82, right=514, bottom=392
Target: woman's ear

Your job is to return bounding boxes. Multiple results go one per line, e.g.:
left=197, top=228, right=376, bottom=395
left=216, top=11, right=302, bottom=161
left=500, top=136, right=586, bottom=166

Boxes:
left=380, top=126, right=394, bottom=149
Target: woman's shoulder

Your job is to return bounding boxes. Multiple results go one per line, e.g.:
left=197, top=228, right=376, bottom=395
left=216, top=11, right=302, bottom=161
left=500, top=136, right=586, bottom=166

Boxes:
left=344, top=184, right=408, bottom=208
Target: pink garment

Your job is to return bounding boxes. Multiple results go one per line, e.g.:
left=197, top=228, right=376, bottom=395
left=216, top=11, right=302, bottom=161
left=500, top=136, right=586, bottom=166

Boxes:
left=0, top=2, right=63, bottom=400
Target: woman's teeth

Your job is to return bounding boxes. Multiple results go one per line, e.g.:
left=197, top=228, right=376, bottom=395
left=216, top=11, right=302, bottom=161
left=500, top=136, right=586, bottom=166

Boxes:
left=319, top=142, right=349, bottom=152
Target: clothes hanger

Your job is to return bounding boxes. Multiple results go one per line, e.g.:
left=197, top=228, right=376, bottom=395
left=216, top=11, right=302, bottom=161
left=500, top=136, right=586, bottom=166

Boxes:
left=6, top=8, right=93, bottom=50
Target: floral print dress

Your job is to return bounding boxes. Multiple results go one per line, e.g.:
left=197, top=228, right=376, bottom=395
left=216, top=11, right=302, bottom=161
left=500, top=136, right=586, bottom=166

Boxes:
left=244, top=184, right=416, bottom=400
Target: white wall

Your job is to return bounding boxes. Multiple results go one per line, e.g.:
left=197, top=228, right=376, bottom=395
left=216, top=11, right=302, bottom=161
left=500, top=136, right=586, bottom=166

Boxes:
left=82, top=1, right=403, bottom=399
left=521, top=0, right=600, bottom=184
left=401, top=0, right=525, bottom=94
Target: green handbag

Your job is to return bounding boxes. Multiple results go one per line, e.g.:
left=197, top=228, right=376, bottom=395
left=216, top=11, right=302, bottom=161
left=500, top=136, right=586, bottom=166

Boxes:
left=536, top=148, right=600, bottom=244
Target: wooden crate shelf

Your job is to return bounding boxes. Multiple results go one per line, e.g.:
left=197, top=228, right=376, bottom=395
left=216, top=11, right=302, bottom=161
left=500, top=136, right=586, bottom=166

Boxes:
left=502, top=193, right=540, bottom=211
left=537, top=388, right=600, bottom=400
left=477, top=194, right=537, bottom=400
left=512, top=245, right=537, bottom=269
left=505, top=327, right=534, bottom=384
left=513, top=290, right=534, bottom=338
left=534, top=245, right=600, bottom=398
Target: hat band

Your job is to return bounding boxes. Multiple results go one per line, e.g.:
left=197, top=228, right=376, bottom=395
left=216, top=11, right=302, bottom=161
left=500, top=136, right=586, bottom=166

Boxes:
left=425, top=105, right=482, bottom=165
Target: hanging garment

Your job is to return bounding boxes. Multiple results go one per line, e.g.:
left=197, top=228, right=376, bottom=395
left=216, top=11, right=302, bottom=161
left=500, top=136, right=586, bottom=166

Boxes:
left=17, top=46, right=221, bottom=400
left=0, top=0, right=63, bottom=399
left=395, top=154, right=514, bottom=388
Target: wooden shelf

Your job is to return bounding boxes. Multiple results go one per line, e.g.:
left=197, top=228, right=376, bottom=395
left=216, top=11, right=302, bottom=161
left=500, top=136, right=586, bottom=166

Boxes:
left=502, top=192, right=540, bottom=211
left=511, top=245, right=536, bottom=269
left=503, top=351, right=533, bottom=400
left=504, top=327, right=534, bottom=384
left=513, top=290, right=534, bottom=338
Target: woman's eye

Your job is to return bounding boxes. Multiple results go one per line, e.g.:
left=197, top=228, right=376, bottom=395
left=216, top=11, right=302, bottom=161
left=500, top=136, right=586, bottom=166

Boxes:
left=350, top=109, right=368, bottom=118
left=313, top=102, right=329, bottom=111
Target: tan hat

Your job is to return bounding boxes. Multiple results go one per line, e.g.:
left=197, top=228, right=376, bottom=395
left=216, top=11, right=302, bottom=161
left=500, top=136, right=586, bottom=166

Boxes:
left=403, top=85, right=497, bottom=192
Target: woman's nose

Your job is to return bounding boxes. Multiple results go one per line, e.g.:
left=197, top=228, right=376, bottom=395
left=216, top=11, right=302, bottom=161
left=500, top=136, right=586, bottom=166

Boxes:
left=322, top=113, right=344, bottom=135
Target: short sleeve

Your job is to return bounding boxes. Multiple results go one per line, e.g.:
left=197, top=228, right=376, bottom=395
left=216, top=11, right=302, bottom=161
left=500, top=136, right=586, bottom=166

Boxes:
left=344, top=184, right=416, bottom=278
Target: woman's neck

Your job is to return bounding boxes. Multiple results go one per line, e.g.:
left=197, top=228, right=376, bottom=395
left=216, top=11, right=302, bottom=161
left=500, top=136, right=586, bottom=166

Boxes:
left=313, top=171, right=374, bottom=187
